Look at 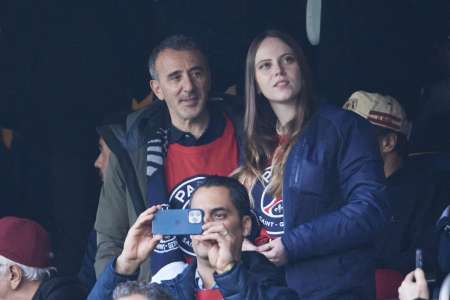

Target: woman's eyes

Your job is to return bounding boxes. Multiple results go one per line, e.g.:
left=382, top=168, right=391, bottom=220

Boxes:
left=257, top=56, right=296, bottom=71
left=258, top=62, right=271, bottom=70
left=283, top=55, right=296, bottom=64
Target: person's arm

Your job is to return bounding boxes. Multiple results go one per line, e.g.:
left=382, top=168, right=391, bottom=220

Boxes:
left=89, top=206, right=162, bottom=300
left=94, top=153, right=132, bottom=277
left=194, top=222, right=299, bottom=300
left=87, top=259, right=138, bottom=300
left=282, top=115, right=388, bottom=261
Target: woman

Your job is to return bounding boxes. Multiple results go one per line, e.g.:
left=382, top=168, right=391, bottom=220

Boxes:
left=237, top=30, right=388, bottom=299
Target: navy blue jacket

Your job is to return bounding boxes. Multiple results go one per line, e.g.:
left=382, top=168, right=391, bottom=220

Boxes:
left=88, top=252, right=298, bottom=300
left=281, top=105, right=388, bottom=299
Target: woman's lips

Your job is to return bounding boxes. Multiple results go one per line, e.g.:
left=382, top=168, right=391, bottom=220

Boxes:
left=274, top=80, right=289, bottom=87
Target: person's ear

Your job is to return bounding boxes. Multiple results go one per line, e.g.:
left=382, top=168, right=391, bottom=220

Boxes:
left=149, top=80, right=165, bottom=101
left=9, top=265, right=23, bottom=290
left=380, top=132, right=397, bottom=154
left=241, top=215, right=252, bottom=237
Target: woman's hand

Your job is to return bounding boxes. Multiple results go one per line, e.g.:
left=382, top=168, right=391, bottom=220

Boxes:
left=256, top=237, right=288, bottom=266
left=242, top=238, right=257, bottom=251
left=398, top=268, right=430, bottom=300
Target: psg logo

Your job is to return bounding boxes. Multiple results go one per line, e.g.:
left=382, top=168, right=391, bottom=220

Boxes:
left=168, top=175, right=207, bottom=256
left=253, top=167, right=284, bottom=236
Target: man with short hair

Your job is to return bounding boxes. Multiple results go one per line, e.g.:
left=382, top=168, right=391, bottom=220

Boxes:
left=0, top=216, right=86, bottom=300
left=94, top=34, right=243, bottom=281
left=343, top=91, right=449, bottom=274
left=89, top=176, right=298, bottom=300
left=113, top=281, right=173, bottom=300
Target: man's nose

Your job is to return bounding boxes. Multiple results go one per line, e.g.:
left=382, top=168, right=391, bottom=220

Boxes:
left=94, top=155, right=102, bottom=169
left=182, top=75, right=194, bottom=92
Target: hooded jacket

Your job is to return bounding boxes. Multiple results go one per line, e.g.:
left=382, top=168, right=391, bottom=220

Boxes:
left=32, top=276, right=86, bottom=300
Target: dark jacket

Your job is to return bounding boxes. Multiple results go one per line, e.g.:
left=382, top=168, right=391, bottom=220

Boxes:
left=376, top=163, right=450, bottom=274
left=281, top=105, right=388, bottom=299
left=32, top=276, right=87, bottom=300
left=88, top=252, right=299, bottom=300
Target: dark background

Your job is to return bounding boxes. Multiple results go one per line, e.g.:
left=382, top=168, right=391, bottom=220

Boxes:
left=1, top=0, right=449, bottom=276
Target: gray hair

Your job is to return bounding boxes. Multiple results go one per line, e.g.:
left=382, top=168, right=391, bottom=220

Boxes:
left=0, top=255, right=55, bottom=281
left=148, top=34, right=206, bottom=80
left=113, top=281, right=173, bottom=300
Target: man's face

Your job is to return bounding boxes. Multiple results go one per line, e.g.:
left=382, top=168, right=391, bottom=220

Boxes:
left=190, top=186, right=250, bottom=260
left=150, top=49, right=210, bottom=128
left=94, top=137, right=111, bottom=180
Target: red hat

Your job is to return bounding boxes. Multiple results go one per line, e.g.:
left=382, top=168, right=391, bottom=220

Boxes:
left=0, top=217, right=52, bottom=268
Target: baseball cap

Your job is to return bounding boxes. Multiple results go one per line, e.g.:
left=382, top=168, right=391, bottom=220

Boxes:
left=343, top=91, right=412, bottom=137
left=0, top=217, right=52, bottom=268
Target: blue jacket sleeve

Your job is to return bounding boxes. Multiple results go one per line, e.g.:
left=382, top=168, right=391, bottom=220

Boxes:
left=87, top=258, right=138, bottom=300
left=282, top=115, right=389, bottom=261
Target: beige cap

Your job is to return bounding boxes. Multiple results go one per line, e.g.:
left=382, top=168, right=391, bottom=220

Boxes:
left=343, top=91, right=412, bottom=137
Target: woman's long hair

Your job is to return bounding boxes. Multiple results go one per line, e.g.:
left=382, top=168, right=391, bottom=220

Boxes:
left=235, top=30, right=316, bottom=200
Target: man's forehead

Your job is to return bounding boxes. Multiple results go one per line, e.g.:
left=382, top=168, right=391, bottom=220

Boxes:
left=191, top=186, right=232, bottom=209
left=155, top=48, right=207, bottom=75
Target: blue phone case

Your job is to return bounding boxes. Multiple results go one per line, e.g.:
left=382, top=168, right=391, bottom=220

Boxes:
left=152, top=209, right=204, bottom=235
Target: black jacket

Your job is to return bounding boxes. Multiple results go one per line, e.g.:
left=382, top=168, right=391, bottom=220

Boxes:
left=159, top=251, right=298, bottom=300
left=32, top=276, right=86, bottom=300
left=88, top=251, right=299, bottom=300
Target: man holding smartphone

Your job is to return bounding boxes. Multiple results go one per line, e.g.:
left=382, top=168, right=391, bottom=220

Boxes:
left=88, top=176, right=298, bottom=300
left=94, top=35, right=243, bottom=281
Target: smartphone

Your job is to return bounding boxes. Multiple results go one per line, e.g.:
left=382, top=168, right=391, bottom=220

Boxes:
left=152, top=209, right=204, bottom=235
left=415, top=248, right=423, bottom=269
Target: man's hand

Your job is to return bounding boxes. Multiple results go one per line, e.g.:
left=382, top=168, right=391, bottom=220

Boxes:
left=192, top=222, right=240, bottom=273
left=116, top=206, right=162, bottom=275
left=398, top=268, right=430, bottom=300
left=256, top=237, right=288, bottom=266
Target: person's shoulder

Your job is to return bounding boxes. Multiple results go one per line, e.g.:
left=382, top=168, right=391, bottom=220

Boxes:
left=124, top=101, right=170, bottom=148
left=35, top=276, right=87, bottom=300
left=315, top=103, right=362, bottom=125
left=312, top=103, right=372, bottom=137
left=126, top=101, right=169, bottom=133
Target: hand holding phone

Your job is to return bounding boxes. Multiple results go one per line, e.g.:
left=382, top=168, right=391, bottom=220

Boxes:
left=116, top=205, right=163, bottom=275
left=192, top=221, right=240, bottom=274
left=152, top=209, right=204, bottom=236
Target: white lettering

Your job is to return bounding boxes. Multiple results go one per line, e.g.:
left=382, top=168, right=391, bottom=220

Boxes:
left=175, top=190, right=186, bottom=203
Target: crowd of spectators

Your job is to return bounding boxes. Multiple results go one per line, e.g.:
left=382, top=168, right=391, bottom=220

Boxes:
left=1, top=1, right=450, bottom=299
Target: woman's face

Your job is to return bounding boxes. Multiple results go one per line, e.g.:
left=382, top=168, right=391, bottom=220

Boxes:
left=254, top=37, right=302, bottom=105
